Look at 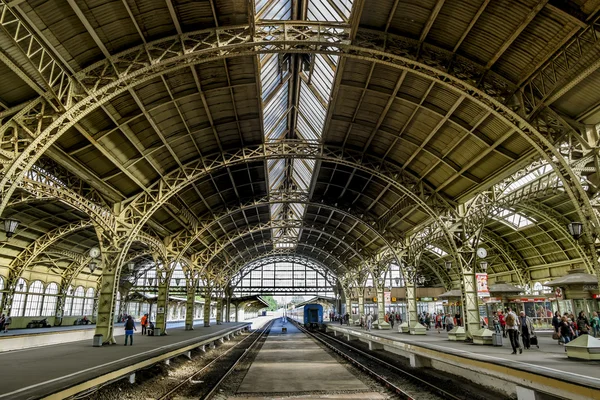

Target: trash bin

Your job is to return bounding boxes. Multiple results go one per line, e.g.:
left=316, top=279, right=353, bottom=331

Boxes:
left=93, top=334, right=103, bottom=347
left=492, top=332, right=503, bottom=346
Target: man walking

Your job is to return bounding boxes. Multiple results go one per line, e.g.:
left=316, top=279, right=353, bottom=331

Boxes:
left=518, top=311, right=534, bottom=349
left=124, top=315, right=137, bottom=346
left=366, top=313, right=373, bottom=331
left=505, top=308, right=522, bottom=354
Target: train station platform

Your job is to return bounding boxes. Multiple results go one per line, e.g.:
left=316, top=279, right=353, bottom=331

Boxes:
left=0, top=321, right=251, bottom=400
left=0, top=318, right=211, bottom=352
left=237, top=318, right=384, bottom=398
left=325, top=323, right=600, bottom=400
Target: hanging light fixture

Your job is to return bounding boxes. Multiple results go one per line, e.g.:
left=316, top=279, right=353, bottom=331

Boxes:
left=480, top=261, right=488, bottom=272
left=18, top=282, right=24, bottom=291
left=175, top=278, right=181, bottom=286
left=445, top=261, right=452, bottom=272
left=394, top=277, right=400, bottom=285
left=128, top=262, right=135, bottom=272
left=567, top=222, right=583, bottom=240
left=89, top=261, right=97, bottom=273
left=4, top=218, right=20, bottom=239
left=148, top=278, right=154, bottom=286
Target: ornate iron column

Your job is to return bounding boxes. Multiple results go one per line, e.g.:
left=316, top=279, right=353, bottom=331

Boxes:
left=216, top=288, right=223, bottom=325
left=203, top=285, right=212, bottom=327
left=185, top=273, right=198, bottom=330
left=154, top=255, right=171, bottom=336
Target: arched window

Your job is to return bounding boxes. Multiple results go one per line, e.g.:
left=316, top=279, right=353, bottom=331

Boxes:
left=24, top=280, right=44, bottom=316
left=71, top=286, right=85, bottom=316
left=42, top=283, right=59, bottom=316
left=82, top=288, right=95, bottom=316
left=12, top=278, right=28, bottom=317
left=63, top=286, right=74, bottom=316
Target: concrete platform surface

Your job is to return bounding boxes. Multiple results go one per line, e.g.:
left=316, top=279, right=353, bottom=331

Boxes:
left=327, top=323, right=600, bottom=387
left=0, top=322, right=249, bottom=400
left=238, top=319, right=369, bottom=394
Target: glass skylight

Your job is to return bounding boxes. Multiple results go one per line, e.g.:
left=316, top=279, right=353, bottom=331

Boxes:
left=504, top=164, right=553, bottom=193
left=492, top=207, right=535, bottom=230
left=254, top=0, right=354, bottom=250
left=426, top=245, right=447, bottom=257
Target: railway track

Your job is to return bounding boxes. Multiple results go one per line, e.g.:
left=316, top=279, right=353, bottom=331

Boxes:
left=157, top=319, right=274, bottom=400
left=294, top=322, right=461, bottom=400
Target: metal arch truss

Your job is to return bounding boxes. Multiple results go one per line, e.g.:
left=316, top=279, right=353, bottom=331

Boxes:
left=166, top=190, right=403, bottom=268
left=229, top=254, right=338, bottom=289
left=6, top=22, right=595, bottom=256
left=190, top=219, right=368, bottom=268
left=219, top=243, right=352, bottom=276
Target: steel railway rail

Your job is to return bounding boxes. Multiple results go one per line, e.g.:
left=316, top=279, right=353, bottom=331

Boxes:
left=157, top=319, right=274, bottom=400
left=294, top=322, right=461, bottom=400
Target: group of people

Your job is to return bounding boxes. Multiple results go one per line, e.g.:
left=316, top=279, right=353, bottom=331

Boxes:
left=0, top=314, right=11, bottom=333
left=494, top=308, right=537, bottom=354
left=552, top=311, right=599, bottom=347
left=122, top=313, right=154, bottom=346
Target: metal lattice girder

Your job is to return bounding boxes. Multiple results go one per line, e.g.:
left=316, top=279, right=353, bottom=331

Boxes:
left=222, top=245, right=351, bottom=275
left=190, top=219, right=369, bottom=267
left=480, top=230, right=527, bottom=286
left=1, top=23, right=596, bottom=249
left=520, top=14, right=600, bottom=116
left=0, top=1, right=72, bottom=106
left=166, top=190, right=403, bottom=268
left=229, top=254, right=338, bottom=288
left=7, top=219, right=92, bottom=278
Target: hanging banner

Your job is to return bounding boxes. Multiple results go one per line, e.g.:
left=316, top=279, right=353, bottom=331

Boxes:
left=384, top=291, right=391, bottom=303
left=476, top=273, right=490, bottom=297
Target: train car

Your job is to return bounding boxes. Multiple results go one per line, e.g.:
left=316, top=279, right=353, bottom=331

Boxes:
left=290, top=303, right=323, bottom=330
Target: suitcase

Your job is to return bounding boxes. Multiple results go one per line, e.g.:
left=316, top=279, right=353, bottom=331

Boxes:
left=492, top=332, right=503, bottom=346
left=530, top=335, right=539, bottom=348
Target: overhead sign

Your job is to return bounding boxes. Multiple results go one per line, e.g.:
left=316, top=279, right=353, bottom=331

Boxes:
left=384, top=291, right=391, bottom=303
left=391, top=297, right=397, bottom=302
left=476, top=273, right=490, bottom=297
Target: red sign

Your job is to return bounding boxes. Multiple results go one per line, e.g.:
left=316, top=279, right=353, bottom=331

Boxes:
left=593, top=294, right=600, bottom=299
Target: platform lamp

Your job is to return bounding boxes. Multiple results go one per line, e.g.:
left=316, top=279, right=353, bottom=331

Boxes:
left=127, top=262, right=135, bottom=272
left=88, top=261, right=98, bottom=274
left=3, top=218, right=20, bottom=240
left=479, top=261, right=488, bottom=272
left=567, top=221, right=583, bottom=240
left=445, top=261, right=452, bottom=272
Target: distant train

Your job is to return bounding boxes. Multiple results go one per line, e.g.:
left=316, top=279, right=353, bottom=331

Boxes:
left=289, top=303, right=323, bottom=330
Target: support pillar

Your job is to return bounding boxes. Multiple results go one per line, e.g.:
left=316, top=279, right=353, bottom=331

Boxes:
left=203, top=286, right=212, bottom=327
left=463, top=270, right=481, bottom=339
left=234, top=304, right=239, bottom=322
left=345, top=295, right=352, bottom=324
left=155, top=265, right=170, bottom=336
left=356, top=292, right=364, bottom=325
left=376, top=286, right=390, bottom=329
left=93, top=239, right=121, bottom=345
left=216, top=296, right=223, bottom=325
left=406, top=282, right=425, bottom=334
left=226, top=296, right=231, bottom=322
left=185, top=277, right=197, bottom=330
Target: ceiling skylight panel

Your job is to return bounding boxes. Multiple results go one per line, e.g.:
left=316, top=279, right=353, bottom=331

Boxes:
left=298, top=80, right=326, bottom=133
left=296, top=114, right=320, bottom=141
left=426, top=245, right=447, bottom=257
left=263, top=82, right=289, bottom=137
left=307, top=0, right=353, bottom=22
left=268, top=159, right=286, bottom=190
left=256, top=0, right=292, bottom=20
left=504, top=164, right=553, bottom=193
left=309, top=54, right=336, bottom=101
left=492, top=207, right=535, bottom=229
left=260, top=54, right=283, bottom=100
left=292, top=159, right=314, bottom=191
left=290, top=202, right=306, bottom=219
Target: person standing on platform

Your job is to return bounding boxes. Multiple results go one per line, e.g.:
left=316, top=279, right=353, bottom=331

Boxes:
left=505, top=308, right=522, bottom=354
left=492, top=311, right=501, bottom=334
left=124, top=315, right=136, bottom=345
left=140, top=313, right=148, bottom=335
left=3, top=315, right=11, bottom=333
left=366, top=313, right=373, bottom=331
left=552, top=311, right=561, bottom=334
left=591, top=312, right=599, bottom=337
left=444, top=313, right=454, bottom=332
left=498, top=310, right=506, bottom=337
left=435, top=313, right=442, bottom=333
left=518, top=311, right=534, bottom=350
left=389, top=313, right=395, bottom=330
left=577, top=311, right=590, bottom=336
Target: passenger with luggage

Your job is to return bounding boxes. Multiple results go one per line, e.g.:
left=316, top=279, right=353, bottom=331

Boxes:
left=505, top=308, right=522, bottom=354
left=124, top=315, right=136, bottom=346
left=518, top=311, right=535, bottom=350
left=492, top=311, right=501, bottom=334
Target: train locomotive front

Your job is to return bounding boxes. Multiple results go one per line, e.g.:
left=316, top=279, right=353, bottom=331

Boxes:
left=290, top=303, right=323, bottom=330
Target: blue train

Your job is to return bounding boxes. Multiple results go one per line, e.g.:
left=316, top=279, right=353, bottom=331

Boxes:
left=289, top=303, right=323, bottom=330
